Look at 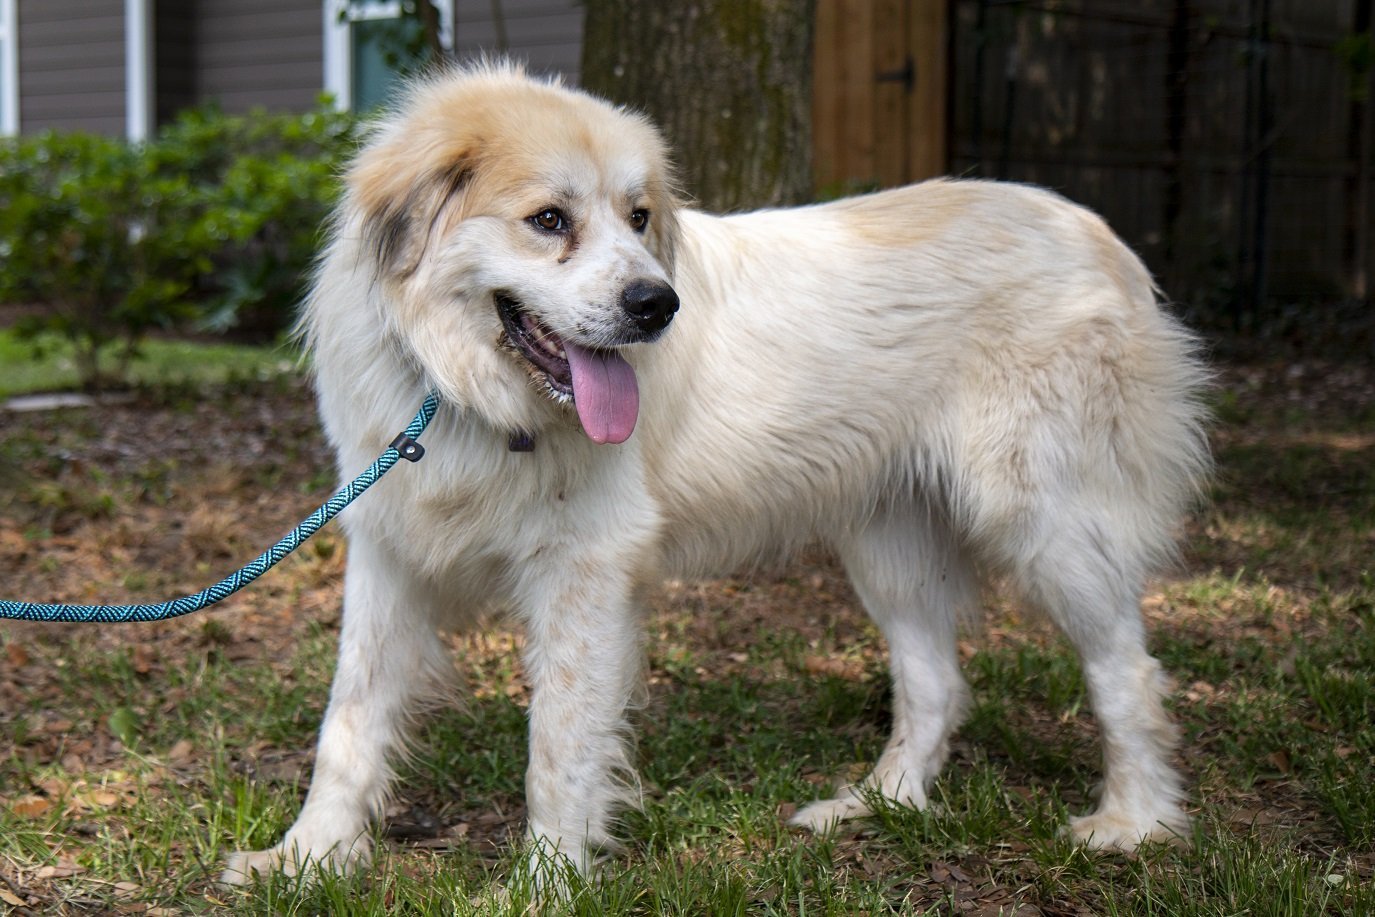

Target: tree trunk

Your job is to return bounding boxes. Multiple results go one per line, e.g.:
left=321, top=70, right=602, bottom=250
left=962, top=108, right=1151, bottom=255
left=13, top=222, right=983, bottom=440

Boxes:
left=581, top=0, right=816, bottom=213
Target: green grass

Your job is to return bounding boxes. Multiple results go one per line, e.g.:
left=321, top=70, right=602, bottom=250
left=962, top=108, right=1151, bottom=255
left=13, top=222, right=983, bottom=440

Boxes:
left=4, top=600, right=1371, bottom=914
left=0, top=328, right=298, bottom=399
left=1, top=360, right=1373, bottom=913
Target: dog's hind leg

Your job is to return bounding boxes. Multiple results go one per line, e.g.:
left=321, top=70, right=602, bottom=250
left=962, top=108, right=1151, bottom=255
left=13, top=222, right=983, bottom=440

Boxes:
left=1015, top=512, right=1189, bottom=850
left=791, top=498, right=976, bottom=831
left=221, top=535, right=451, bottom=884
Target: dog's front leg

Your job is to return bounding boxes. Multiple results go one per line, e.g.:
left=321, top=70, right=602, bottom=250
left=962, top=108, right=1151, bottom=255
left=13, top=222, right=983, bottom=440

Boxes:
left=221, top=535, right=450, bottom=884
left=516, top=562, right=645, bottom=878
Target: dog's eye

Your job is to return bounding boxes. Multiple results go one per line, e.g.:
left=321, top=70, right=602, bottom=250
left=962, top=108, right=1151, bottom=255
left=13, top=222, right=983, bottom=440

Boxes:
left=530, top=209, right=568, bottom=233
left=629, top=209, right=650, bottom=233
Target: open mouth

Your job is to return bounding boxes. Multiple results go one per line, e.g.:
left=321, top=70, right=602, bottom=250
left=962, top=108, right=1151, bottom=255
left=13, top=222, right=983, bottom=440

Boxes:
left=495, top=292, right=573, bottom=395
left=493, top=292, right=641, bottom=445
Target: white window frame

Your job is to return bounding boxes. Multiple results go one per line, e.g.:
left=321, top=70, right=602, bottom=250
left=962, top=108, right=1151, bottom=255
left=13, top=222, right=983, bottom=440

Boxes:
left=1, top=0, right=18, bottom=135
left=324, top=0, right=453, bottom=112
left=124, top=0, right=153, bottom=140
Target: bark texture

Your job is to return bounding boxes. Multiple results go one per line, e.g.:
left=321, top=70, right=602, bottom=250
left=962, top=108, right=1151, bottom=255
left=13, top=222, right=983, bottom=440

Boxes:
left=581, top=0, right=816, bottom=213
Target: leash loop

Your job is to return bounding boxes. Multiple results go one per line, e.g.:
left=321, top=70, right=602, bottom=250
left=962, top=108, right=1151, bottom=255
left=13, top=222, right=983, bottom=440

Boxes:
left=0, top=393, right=439, bottom=624
left=389, top=432, right=425, bottom=462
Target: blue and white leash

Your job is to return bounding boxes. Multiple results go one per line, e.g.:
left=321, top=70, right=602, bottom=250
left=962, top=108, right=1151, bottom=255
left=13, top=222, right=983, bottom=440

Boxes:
left=0, top=393, right=440, bottom=624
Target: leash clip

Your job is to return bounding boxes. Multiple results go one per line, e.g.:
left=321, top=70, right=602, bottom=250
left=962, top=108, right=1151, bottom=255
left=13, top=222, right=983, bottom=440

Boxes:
left=390, top=433, right=425, bottom=462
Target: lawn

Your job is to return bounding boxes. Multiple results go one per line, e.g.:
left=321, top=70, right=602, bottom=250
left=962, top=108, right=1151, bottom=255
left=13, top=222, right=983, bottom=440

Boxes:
left=0, top=347, right=1371, bottom=915
left=0, top=329, right=297, bottom=400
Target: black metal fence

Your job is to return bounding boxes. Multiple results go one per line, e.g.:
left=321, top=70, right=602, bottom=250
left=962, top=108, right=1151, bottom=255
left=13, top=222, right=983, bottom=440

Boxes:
left=950, top=0, right=1374, bottom=333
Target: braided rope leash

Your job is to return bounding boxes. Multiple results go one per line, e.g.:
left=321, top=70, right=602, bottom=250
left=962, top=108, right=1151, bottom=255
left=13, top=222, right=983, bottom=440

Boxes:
left=0, top=393, right=440, bottom=624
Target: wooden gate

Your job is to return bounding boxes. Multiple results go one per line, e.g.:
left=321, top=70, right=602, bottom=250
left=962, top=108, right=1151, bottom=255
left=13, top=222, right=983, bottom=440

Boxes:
left=812, top=0, right=950, bottom=194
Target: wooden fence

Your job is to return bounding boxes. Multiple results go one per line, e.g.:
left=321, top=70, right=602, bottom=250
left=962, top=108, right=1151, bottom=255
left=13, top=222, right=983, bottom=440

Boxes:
left=813, top=0, right=950, bottom=193
left=814, top=0, right=1375, bottom=326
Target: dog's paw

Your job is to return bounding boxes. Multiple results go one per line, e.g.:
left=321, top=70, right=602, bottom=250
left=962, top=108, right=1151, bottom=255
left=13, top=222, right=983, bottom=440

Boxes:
left=1065, top=808, right=1190, bottom=852
left=219, top=849, right=285, bottom=886
left=219, top=838, right=371, bottom=886
left=789, top=772, right=937, bottom=833
left=787, top=791, right=873, bottom=832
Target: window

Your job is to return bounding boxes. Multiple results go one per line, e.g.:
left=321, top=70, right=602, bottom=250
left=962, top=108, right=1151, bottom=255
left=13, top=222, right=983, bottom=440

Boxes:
left=324, top=1, right=452, bottom=113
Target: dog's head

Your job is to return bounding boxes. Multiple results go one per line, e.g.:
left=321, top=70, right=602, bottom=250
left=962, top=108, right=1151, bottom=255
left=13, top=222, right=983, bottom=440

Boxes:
left=341, top=62, right=682, bottom=445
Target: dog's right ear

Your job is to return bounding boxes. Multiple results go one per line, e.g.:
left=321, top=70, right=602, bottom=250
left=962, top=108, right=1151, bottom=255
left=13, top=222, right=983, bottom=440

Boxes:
left=349, top=139, right=476, bottom=280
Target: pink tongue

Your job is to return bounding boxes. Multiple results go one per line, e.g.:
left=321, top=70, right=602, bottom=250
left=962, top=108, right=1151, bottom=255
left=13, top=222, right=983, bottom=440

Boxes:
left=564, top=342, right=639, bottom=444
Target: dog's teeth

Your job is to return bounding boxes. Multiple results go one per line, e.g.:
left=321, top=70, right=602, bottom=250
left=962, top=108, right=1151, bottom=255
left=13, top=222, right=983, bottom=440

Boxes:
left=517, top=313, right=567, bottom=361
left=534, top=329, right=564, bottom=360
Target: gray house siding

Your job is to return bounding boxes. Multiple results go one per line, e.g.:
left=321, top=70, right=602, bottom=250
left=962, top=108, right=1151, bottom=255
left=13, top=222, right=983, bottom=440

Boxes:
left=193, top=0, right=322, bottom=114
left=453, top=0, right=582, bottom=81
left=8, top=1, right=584, bottom=136
left=17, top=0, right=126, bottom=134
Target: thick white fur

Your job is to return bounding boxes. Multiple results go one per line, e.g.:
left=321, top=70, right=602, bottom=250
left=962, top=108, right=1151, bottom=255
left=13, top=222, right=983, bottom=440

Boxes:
left=222, top=63, right=1209, bottom=884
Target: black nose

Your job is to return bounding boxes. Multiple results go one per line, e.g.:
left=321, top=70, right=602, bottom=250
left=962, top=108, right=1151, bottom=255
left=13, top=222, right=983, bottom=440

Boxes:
left=621, top=279, right=679, bottom=334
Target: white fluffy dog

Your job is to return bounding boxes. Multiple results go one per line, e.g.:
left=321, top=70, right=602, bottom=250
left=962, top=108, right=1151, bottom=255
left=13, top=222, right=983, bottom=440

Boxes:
left=222, top=63, right=1209, bottom=883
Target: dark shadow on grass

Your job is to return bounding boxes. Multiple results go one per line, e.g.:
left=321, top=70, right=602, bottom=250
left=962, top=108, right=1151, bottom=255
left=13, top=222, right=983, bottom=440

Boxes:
left=1199, top=438, right=1375, bottom=590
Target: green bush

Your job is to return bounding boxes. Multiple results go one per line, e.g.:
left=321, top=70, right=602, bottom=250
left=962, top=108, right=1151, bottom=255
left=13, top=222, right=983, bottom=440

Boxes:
left=0, top=133, right=214, bottom=388
left=155, top=105, right=358, bottom=338
left=0, top=104, right=357, bottom=390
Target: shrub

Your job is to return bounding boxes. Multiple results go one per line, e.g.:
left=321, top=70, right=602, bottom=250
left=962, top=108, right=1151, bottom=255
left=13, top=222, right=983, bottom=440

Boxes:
left=0, top=105, right=358, bottom=389
left=0, top=133, right=215, bottom=388
left=154, top=105, right=358, bottom=339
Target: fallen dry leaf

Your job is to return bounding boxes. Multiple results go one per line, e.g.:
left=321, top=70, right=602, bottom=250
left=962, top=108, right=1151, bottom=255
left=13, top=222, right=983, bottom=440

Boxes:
left=131, top=645, right=156, bottom=675
left=10, top=795, right=52, bottom=818
left=88, top=789, right=120, bottom=808
left=166, top=738, right=194, bottom=763
left=35, top=863, right=86, bottom=879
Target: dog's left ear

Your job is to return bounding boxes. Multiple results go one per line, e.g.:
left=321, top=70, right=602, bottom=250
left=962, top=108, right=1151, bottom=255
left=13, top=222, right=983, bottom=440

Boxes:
left=644, top=185, right=684, bottom=280
left=349, top=141, right=476, bottom=279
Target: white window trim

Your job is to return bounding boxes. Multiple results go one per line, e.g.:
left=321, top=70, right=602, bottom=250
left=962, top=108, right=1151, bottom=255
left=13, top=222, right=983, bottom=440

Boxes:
left=323, top=1, right=352, bottom=110
left=324, top=0, right=453, bottom=112
left=1, top=0, right=18, bottom=135
left=125, top=0, right=153, bottom=140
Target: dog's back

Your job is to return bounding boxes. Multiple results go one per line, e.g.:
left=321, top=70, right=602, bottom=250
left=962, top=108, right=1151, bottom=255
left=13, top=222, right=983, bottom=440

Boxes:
left=639, top=179, right=1210, bottom=585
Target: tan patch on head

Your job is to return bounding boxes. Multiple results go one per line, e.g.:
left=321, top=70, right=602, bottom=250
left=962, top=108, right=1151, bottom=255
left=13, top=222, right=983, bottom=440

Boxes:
left=346, top=64, right=682, bottom=281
